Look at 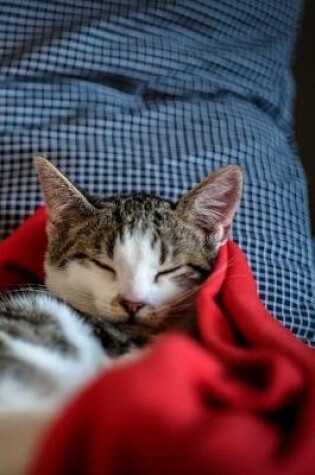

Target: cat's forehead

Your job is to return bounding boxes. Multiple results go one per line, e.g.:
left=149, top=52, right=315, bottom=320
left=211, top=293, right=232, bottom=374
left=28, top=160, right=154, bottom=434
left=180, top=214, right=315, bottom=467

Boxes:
left=100, top=196, right=177, bottom=241
left=100, top=195, right=173, bottom=224
left=105, top=198, right=173, bottom=265
left=114, top=227, right=161, bottom=270
left=97, top=195, right=198, bottom=251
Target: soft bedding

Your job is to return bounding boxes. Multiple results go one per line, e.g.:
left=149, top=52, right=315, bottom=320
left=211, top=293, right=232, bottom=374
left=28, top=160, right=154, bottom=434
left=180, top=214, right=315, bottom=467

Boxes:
left=0, top=0, right=314, bottom=345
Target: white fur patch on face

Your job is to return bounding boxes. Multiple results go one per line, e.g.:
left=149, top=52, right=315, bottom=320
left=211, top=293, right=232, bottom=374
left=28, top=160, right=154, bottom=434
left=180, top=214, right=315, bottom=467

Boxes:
left=114, top=229, right=159, bottom=303
left=114, top=228, right=181, bottom=309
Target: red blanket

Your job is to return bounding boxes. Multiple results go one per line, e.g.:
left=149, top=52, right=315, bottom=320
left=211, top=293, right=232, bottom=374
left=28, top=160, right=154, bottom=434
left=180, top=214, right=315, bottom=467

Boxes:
left=0, top=208, right=314, bottom=475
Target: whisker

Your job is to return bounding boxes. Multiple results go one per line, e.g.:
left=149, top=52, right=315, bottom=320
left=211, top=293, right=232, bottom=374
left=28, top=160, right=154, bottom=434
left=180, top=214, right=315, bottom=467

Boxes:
left=1, top=284, right=48, bottom=292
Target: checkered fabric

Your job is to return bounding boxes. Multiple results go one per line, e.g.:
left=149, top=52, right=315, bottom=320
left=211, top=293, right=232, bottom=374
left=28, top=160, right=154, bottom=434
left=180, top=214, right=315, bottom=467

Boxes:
left=0, top=0, right=314, bottom=345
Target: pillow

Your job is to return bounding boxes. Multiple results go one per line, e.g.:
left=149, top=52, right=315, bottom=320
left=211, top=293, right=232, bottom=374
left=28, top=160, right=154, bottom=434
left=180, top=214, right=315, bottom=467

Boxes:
left=0, top=0, right=314, bottom=345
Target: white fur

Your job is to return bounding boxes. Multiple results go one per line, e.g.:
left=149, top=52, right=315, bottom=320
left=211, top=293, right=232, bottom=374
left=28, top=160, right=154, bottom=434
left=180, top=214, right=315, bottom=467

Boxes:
left=115, top=230, right=159, bottom=303
left=0, top=294, right=107, bottom=412
left=46, top=228, right=182, bottom=324
left=115, top=229, right=179, bottom=306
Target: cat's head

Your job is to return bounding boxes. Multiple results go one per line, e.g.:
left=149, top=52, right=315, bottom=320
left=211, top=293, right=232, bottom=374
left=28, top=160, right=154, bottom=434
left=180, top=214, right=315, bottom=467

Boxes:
left=35, top=157, right=242, bottom=331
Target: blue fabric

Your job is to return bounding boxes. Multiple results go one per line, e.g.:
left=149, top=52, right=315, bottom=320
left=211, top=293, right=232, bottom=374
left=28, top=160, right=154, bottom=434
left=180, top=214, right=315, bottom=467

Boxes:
left=0, top=0, right=314, bottom=345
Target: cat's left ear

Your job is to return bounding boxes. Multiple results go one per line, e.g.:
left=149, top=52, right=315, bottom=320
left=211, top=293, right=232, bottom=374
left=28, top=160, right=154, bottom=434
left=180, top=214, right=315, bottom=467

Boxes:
left=34, top=156, right=94, bottom=225
left=176, top=165, right=243, bottom=246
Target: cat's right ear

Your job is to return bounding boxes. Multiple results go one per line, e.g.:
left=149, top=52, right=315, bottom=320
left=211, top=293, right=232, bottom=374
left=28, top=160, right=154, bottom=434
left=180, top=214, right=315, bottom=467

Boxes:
left=176, top=165, right=243, bottom=247
left=34, top=156, right=94, bottom=225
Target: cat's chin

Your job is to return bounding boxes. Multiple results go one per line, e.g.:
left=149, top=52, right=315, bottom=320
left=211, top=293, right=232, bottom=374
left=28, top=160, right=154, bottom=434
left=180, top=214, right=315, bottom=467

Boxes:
left=110, top=321, right=156, bottom=348
left=109, top=315, right=164, bottom=331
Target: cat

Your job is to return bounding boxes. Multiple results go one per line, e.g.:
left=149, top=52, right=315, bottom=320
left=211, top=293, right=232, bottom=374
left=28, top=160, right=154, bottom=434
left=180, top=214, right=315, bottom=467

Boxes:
left=35, top=157, right=243, bottom=343
left=0, top=158, right=242, bottom=411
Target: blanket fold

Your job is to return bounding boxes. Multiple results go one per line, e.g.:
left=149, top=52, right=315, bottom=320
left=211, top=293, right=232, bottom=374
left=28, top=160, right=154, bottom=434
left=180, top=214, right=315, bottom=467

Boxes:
left=0, top=208, right=314, bottom=475
left=0, top=207, right=47, bottom=290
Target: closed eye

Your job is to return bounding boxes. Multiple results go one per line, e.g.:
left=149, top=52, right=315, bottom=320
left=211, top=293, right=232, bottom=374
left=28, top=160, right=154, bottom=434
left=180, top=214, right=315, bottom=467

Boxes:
left=155, top=265, right=182, bottom=281
left=91, top=259, right=116, bottom=276
left=187, top=264, right=210, bottom=278
left=72, top=254, right=116, bottom=276
left=72, top=253, right=88, bottom=260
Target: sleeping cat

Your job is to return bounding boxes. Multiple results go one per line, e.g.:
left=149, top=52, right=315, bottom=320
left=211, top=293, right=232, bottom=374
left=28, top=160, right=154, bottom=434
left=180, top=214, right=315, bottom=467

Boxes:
left=0, top=158, right=242, bottom=411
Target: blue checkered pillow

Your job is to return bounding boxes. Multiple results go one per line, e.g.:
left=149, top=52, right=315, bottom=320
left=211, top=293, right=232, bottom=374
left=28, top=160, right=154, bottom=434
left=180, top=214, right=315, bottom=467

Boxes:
left=0, top=0, right=314, bottom=345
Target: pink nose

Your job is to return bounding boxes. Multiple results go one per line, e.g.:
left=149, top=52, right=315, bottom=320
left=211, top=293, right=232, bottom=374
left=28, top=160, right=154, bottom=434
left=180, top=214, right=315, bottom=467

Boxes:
left=120, top=299, right=145, bottom=315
